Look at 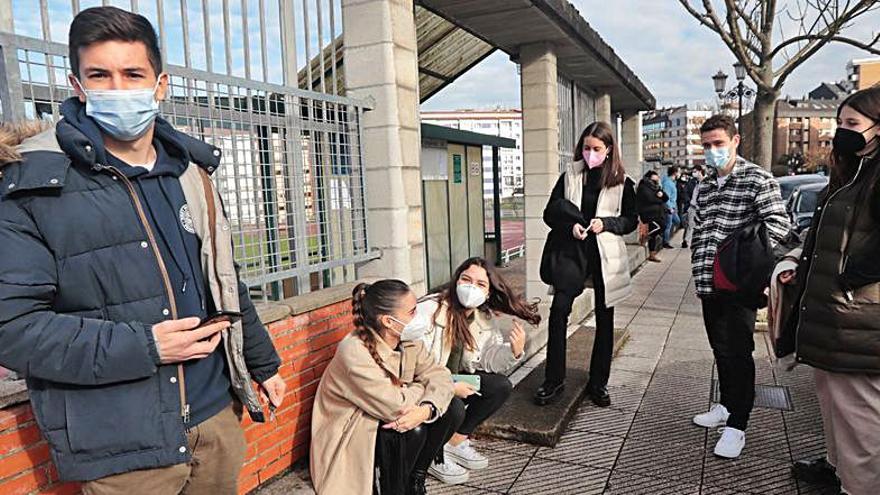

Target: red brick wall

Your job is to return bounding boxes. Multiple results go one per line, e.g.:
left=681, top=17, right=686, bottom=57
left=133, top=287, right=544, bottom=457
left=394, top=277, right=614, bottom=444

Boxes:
left=0, top=298, right=354, bottom=495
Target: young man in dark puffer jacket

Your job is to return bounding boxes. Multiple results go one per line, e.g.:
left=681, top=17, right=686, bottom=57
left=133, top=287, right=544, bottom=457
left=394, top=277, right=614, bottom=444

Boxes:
left=0, top=7, right=284, bottom=493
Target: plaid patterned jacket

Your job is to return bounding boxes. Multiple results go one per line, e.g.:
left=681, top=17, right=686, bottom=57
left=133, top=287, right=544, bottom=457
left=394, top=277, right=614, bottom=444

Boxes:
left=691, top=157, right=791, bottom=297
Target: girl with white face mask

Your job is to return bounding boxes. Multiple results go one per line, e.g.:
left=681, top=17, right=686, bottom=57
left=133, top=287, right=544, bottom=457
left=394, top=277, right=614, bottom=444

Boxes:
left=310, top=280, right=460, bottom=495
left=415, top=258, right=541, bottom=485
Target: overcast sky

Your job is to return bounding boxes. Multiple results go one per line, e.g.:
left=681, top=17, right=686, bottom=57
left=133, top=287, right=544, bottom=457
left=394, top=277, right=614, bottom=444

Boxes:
left=421, top=0, right=880, bottom=111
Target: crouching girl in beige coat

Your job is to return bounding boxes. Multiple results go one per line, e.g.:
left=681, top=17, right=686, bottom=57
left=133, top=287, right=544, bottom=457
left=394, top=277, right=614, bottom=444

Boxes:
left=310, top=279, right=461, bottom=495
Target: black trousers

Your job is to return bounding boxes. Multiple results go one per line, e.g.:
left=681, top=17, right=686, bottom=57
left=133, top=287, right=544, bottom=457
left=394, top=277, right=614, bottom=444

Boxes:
left=648, top=230, right=664, bottom=253
left=701, top=295, right=756, bottom=431
left=545, top=271, right=614, bottom=387
left=458, top=372, right=513, bottom=435
left=373, top=398, right=465, bottom=495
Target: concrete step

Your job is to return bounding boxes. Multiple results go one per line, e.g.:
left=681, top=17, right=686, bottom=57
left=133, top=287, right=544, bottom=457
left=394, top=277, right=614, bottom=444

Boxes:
left=476, top=325, right=629, bottom=447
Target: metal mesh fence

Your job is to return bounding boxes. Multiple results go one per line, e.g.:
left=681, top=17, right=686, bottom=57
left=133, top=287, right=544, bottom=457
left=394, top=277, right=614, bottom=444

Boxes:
left=557, top=74, right=574, bottom=172
left=0, top=33, right=375, bottom=299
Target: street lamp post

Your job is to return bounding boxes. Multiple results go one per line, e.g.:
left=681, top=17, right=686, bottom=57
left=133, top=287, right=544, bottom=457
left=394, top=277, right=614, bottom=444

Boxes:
left=712, top=62, right=755, bottom=123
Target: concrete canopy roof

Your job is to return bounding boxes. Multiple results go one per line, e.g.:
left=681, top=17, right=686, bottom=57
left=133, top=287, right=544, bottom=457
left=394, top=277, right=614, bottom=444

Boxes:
left=416, top=5, right=496, bottom=102
left=417, top=0, right=655, bottom=113
left=421, top=123, right=518, bottom=148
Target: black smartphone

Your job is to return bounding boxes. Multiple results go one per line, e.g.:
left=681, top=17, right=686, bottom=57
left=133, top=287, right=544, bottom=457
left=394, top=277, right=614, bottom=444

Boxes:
left=199, top=310, right=243, bottom=327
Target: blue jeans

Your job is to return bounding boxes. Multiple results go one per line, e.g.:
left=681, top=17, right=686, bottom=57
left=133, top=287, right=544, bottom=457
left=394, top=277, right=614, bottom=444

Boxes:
left=664, top=209, right=680, bottom=244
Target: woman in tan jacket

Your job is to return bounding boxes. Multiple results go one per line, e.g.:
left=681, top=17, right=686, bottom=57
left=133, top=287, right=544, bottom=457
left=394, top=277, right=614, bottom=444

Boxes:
left=310, top=279, right=460, bottom=495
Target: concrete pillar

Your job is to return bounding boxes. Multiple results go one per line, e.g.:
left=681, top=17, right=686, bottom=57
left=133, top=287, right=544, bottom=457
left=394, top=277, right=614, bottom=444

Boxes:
left=620, top=111, right=644, bottom=179
left=521, top=43, right=559, bottom=304
left=596, top=92, right=612, bottom=125
left=342, top=0, right=426, bottom=294
left=620, top=110, right=646, bottom=250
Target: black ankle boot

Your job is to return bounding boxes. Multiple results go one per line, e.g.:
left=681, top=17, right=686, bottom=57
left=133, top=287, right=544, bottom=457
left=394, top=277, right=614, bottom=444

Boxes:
left=587, top=384, right=611, bottom=407
left=408, top=469, right=428, bottom=495
left=791, top=457, right=840, bottom=487
left=533, top=380, right=565, bottom=406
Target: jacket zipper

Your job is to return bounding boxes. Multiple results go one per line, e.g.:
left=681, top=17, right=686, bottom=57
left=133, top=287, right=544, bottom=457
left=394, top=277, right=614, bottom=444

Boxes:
left=100, top=165, right=190, bottom=427
left=795, top=158, right=864, bottom=355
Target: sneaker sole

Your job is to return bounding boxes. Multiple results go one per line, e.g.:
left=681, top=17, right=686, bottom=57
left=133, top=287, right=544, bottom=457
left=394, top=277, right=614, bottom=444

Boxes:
left=428, top=467, right=469, bottom=485
left=713, top=447, right=743, bottom=459
left=692, top=417, right=728, bottom=428
left=444, top=450, right=489, bottom=470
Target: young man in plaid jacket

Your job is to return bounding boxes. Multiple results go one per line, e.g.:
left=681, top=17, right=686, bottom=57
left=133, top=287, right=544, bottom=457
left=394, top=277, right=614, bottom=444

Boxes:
left=689, top=115, right=791, bottom=459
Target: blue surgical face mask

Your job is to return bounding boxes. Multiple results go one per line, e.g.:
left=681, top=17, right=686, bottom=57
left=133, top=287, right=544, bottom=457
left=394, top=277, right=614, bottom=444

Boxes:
left=705, top=146, right=731, bottom=169
left=76, top=78, right=162, bottom=141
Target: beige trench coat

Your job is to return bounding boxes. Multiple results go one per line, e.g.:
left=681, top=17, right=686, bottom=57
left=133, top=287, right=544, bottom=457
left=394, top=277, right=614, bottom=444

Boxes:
left=309, top=331, right=454, bottom=494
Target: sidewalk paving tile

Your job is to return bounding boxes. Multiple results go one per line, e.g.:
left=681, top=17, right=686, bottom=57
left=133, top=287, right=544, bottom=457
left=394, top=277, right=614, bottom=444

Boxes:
left=702, top=452, right=799, bottom=494
left=605, top=471, right=701, bottom=494
left=449, top=449, right=531, bottom=493
left=566, top=406, right=636, bottom=437
left=507, top=458, right=609, bottom=495
left=534, top=430, right=624, bottom=469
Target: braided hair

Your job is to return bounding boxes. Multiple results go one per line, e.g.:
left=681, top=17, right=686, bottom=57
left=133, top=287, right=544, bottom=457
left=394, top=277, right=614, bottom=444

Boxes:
left=351, top=280, right=412, bottom=386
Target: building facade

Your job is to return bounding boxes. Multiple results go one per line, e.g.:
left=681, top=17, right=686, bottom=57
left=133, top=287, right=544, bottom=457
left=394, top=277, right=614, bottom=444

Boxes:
left=642, top=105, right=713, bottom=170
left=848, top=57, right=880, bottom=91
left=772, top=99, right=839, bottom=172
left=422, top=109, right=524, bottom=198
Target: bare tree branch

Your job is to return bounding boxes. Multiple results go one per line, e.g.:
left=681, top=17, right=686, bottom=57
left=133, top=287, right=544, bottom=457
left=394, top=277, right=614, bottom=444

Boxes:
left=771, top=31, right=880, bottom=59
left=771, top=0, right=878, bottom=77
left=724, top=0, right=763, bottom=59
left=677, top=0, right=722, bottom=34
left=730, top=0, right=767, bottom=43
left=679, top=0, right=770, bottom=88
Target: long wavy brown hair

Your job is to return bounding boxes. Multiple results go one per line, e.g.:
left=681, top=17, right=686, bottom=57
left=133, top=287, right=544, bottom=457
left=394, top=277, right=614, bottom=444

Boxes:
left=830, top=86, right=880, bottom=192
left=432, top=257, right=541, bottom=351
left=573, top=121, right=626, bottom=189
left=351, top=279, right=412, bottom=386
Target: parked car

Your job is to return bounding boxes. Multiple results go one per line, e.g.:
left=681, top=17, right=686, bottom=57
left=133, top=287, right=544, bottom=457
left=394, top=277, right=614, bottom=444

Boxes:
left=776, top=174, right=828, bottom=200
left=789, top=181, right=829, bottom=234
left=777, top=174, right=828, bottom=201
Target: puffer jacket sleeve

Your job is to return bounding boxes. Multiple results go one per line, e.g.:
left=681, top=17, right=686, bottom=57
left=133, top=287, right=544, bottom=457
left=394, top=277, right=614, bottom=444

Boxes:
left=236, top=263, right=281, bottom=383
left=476, top=325, right=521, bottom=375
left=0, top=202, right=158, bottom=385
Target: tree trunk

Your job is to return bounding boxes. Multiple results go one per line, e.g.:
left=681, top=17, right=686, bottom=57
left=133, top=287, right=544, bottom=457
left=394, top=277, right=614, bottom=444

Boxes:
left=750, top=87, right=778, bottom=171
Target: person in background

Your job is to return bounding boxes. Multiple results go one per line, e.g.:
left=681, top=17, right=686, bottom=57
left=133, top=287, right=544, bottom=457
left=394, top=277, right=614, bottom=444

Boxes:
left=777, top=86, right=880, bottom=495
left=683, top=165, right=705, bottom=248
left=676, top=167, right=695, bottom=248
left=637, top=170, right=668, bottom=263
left=0, top=8, right=284, bottom=493
left=418, top=257, right=541, bottom=484
left=661, top=166, right=680, bottom=249
left=310, top=280, right=459, bottom=495
left=537, top=121, right=638, bottom=407
left=690, top=115, right=790, bottom=459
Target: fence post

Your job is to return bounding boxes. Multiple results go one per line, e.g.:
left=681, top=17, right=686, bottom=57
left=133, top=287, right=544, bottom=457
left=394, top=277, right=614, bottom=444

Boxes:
left=0, top=34, right=26, bottom=121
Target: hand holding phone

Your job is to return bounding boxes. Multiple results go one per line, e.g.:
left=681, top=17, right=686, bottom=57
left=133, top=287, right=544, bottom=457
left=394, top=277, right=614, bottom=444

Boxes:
left=199, top=310, right=243, bottom=327
left=152, top=317, right=227, bottom=364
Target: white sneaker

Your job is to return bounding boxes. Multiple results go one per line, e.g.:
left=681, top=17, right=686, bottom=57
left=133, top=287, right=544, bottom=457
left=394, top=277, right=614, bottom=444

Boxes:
left=693, top=404, right=730, bottom=428
left=428, top=458, right=469, bottom=485
left=714, top=427, right=746, bottom=459
left=444, top=439, right=489, bottom=470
